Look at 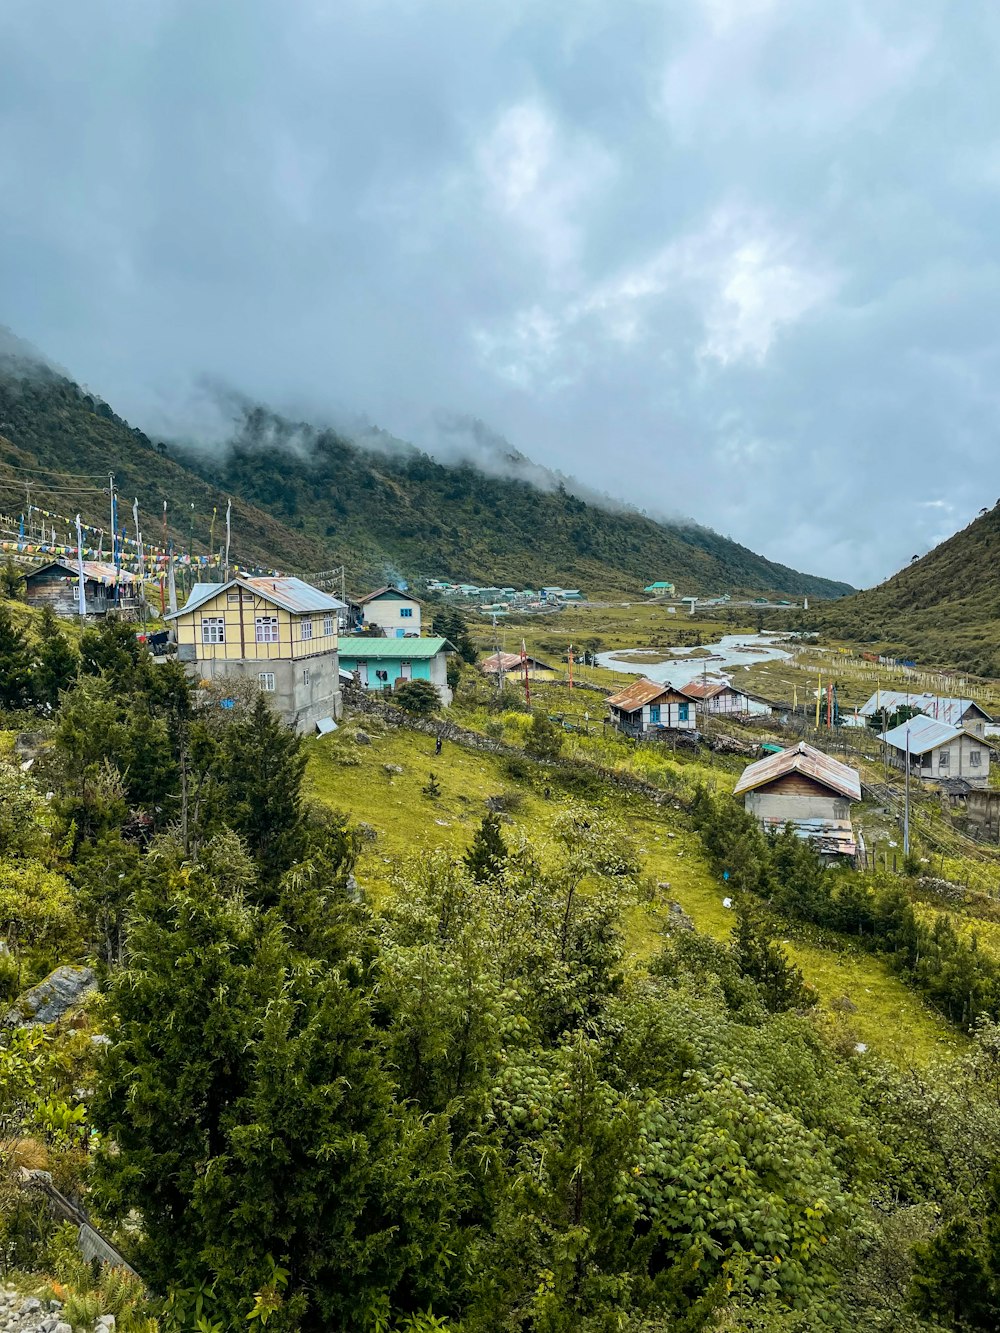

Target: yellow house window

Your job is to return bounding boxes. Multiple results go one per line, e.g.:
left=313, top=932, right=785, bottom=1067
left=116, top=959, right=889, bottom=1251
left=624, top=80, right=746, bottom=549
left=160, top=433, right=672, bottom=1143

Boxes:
left=301, top=619, right=313, bottom=641
left=201, top=616, right=225, bottom=645
left=323, top=615, right=334, bottom=637
left=256, top=616, right=279, bottom=644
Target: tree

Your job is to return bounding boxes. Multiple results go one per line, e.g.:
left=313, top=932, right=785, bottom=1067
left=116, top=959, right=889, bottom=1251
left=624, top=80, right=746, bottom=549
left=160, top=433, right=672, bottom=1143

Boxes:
left=731, top=905, right=815, bottom=1013
left=32, top=606, right=79, bottom=710
left=464, top=811, right=507, bottom=882
left=212, top=695, right=307, bottom=885
left=446, top=656, right=462, bottom=693
left=0, top=604, right=35, bottom=711
left=432, top=608, right=477, bottom=664
left=92, top=860, right=457, bottom=1332
left=0, top=559, right=24, bottom=600
left=395, top=678, right=439, bottom=716
left=524, top=709, right=564, bottom=761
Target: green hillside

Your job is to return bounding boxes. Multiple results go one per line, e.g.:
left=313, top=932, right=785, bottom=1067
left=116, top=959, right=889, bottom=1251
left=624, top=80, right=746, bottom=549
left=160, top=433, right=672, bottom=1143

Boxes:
left=814, top=503, right=1000, bottom=675
left=0, top=347, right=852, bottom=598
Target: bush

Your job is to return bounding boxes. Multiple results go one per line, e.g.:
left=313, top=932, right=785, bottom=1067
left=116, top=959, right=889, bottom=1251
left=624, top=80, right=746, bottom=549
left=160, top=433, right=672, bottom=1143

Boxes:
left=395, top=679, right=440, bottom=716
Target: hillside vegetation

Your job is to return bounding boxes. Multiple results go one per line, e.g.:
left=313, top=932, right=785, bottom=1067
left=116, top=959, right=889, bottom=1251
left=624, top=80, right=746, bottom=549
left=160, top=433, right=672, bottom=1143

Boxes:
left=0, top=345, right=851, bottom=597
left=813, top=502, right=1000, bottom=674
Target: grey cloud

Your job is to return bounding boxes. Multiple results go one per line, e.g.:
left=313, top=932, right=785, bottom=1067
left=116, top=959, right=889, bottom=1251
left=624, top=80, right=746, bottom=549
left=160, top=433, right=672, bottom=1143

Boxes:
left=2, top=0, right=999, bottom=585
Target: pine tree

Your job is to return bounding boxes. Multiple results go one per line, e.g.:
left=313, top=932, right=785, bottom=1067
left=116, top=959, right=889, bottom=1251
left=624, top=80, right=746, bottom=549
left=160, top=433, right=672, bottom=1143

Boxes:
left=731, top=906, right=814, bottom=1013
left=0, top=604, right=34, bottom=711
left=524, top=709, right=564, bottom=761
left=464, top=811, right=507, bottom=882
left=32, top=605, right=79, bottom=710
left=0, top=559, right=24, bottom=600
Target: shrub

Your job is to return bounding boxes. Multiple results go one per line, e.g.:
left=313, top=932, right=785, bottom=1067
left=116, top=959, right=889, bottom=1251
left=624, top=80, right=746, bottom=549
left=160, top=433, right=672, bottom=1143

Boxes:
left=395, top=679, right=439, bottom=716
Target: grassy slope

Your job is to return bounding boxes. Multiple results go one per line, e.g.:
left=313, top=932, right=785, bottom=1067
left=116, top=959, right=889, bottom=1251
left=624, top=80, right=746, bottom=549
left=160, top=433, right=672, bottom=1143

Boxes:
left=812, top=504, right=1000, bottom=676
left=304, top=721, right=957, bottom=1066
left=0, top=360, right=852, bottom=598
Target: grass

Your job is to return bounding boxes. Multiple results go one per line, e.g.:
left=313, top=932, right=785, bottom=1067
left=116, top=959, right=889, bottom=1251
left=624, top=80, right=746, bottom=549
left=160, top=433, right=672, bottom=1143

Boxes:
left=305, top=711, right=958, bottom=1066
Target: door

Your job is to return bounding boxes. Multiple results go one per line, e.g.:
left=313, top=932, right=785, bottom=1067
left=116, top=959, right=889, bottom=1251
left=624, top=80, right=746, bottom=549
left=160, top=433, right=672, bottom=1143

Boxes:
left=358, top=661, right=368, bottom=687
left=400, top=661, right=412, bottom=680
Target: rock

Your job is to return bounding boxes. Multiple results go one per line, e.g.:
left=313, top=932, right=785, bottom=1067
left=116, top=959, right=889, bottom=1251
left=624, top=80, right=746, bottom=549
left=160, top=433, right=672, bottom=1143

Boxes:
left=382, top=763, right=403, bottom=774
left=667, top=901, right=695, bottom=931
left=354, top=730, right=372, bottom=745
left=96, top=1316, right=116, bottom=1331
left=54, top=1323, right=72, bottom=1333
left=19, top=1298, right=40, bottom=1314
left=4, top=966, right=96, bottom=1028
left=833, top=995, right=858, bottom=1013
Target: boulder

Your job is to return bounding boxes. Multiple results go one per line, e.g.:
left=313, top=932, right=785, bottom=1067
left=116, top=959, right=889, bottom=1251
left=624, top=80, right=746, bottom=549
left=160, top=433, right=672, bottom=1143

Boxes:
left=354, top=730, right=372, bottom=746
left=5, top=967, right=96, bottom=1028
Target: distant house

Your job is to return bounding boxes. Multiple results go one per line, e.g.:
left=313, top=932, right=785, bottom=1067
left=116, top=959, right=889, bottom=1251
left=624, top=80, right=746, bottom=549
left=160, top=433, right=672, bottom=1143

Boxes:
left=606, top=678, right=698, bottom=736
left=682, top=678, right=772, bottom=716
left=859, top=690, right=992, bottom=737
left=166, top=576, right=345, bottom=733
left=24, top=559, right=141, bottom=618
left=643, top=581, right=675, bottom=596
left=880, top=713, right=992, bottom=787
left=480, top=651, right=556, bottom=681
left=339, top=635, right=454, bottom=705
left=733, top=741, right=861, bottom=859
left=358, top=585, right=422, bottom=637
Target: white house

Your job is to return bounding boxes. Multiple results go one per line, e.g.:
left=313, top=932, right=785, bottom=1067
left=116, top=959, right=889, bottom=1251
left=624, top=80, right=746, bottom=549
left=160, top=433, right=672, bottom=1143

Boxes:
left=606, top=678, right=698, bottom=736
left=682, top=678, right=772, bottom=716
left=358, top=585, right=422, bottom=637
left=859, top=691, right=992, bottom=737
left=881, top=713, right=992, bottom=788
left=733, top=741, right=861, bottom=859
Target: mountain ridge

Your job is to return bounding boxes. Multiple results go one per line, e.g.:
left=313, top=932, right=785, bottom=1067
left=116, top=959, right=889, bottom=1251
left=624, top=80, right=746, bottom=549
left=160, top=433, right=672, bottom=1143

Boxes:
left=0, top=340, right=852, bottom=599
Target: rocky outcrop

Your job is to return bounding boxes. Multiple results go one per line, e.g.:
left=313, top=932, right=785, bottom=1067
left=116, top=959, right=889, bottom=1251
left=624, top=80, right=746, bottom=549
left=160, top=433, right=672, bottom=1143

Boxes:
left=4, top=967, right=96, bottom=1028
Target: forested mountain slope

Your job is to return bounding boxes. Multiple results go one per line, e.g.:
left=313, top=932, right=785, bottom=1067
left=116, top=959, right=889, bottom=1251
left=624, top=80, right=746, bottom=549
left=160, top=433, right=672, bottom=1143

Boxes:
left=815, top=502, right=1000, bottom=675
left=0, top=341, right=852, bottom=597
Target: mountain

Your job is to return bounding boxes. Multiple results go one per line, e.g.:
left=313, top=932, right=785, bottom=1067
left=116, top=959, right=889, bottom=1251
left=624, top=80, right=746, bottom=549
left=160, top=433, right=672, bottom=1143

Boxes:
left=813, top=502, right=1000, bottom=676
left=0, top=341, right=852, bottom=599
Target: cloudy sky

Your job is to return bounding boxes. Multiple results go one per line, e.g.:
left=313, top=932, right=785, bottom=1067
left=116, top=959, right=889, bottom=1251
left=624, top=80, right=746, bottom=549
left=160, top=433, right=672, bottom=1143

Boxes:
left=2, top=0, right=998, bottom=587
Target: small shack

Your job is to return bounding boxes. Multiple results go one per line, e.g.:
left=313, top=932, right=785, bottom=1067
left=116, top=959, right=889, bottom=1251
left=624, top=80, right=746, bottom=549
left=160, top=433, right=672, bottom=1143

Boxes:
left=880, top=713, right=992, bottom=788
left=733, top=741, right=861, bottom=859
left=860, top=691, right=992, bottom=737
left=480, top=651, right=556, bottom=681
left=606, top=678, right=698, bottom=736
left=338, top=635, right=454, bottom=705
left=24, top=559, right=140, bottom=618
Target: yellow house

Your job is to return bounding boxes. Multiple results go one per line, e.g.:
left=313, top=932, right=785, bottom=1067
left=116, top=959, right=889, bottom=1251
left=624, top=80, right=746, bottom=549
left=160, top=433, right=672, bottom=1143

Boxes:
left=166, top=576, right=346, bottom=732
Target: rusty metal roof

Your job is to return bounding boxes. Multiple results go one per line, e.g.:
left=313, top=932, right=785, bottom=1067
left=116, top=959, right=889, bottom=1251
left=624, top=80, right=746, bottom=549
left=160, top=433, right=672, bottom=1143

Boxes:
left=733, top=741, right=861, bottom=801
left=682, top=679, right=731, bottom=700
left=480, top=651, right=553, bottom=673
left=606, top=677, right=697, bottom=712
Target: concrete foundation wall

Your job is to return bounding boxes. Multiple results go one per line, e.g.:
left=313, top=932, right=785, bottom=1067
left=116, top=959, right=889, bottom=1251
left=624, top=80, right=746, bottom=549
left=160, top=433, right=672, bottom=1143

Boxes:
left=184, top=649, right=342, bottom=733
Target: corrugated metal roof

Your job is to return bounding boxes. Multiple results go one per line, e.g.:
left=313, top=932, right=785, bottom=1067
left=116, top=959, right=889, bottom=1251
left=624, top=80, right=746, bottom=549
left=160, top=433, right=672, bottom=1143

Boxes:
left=26, top=558, right=136, bottom=586
left=338, top=636, right=451, bottom=660
left=606, top=677, right=697, bottom=712
left=167, top=576, right=346, bottom=620
left=480, top=651, right=553, bottom=673
left=733, top=741, right=861, bottom=801
left=880, top=713, right=966, bottom=755
left=682, top=679, right=733, bottom=700
left=358, top=585, right=421, bottom=605
left=859, top=690, right=991, bottom=724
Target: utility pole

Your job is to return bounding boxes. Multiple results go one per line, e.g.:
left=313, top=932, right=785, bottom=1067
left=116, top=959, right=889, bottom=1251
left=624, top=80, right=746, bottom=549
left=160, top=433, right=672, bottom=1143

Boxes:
left=492, top=614, right=503, bottom=695
left=903, top=726, right=911, bottom=857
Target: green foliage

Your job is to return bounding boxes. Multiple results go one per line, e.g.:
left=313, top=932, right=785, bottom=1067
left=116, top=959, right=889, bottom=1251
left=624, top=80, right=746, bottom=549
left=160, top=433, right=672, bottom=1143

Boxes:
left=0, top=761, right=50, bottom=860
left=464, top=811, right=507, bottom=882
left=731, top=906, right=815, bottom=1014
left=422, top=771, right=442, bottom=799
left=32, top=605, right=79, bottom=710
left=0, top=603, right=33, bottom=711
left=395, top=678, right=440, bottom=716
left=431, top=609, right=478, bottom=664
left=525, top=711, right=564, bottom=761
left=0, top=558, right=24, bottom=600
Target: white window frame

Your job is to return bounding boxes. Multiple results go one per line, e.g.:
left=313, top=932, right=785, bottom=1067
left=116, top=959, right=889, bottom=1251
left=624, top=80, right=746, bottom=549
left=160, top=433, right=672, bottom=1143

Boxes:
left=258, top=671, right=276, bottom=692
left=302, top=667, right=311, bottom=685
left=256, top=615, right=280, bottom=644
left=201, top=616, right=225, bottom=645
left=323, top=615, right=334, bottom=637
left=300, top=618, right=313, bottom=641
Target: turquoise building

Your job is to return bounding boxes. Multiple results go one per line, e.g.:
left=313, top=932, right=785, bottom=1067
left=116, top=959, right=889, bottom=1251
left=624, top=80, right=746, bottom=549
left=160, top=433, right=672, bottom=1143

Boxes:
left=338, top=635, right=454, bottom=705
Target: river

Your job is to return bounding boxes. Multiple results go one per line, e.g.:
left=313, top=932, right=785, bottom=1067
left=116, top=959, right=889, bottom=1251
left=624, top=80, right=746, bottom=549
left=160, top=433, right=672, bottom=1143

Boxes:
left=597, top=633, right=792, bottom=691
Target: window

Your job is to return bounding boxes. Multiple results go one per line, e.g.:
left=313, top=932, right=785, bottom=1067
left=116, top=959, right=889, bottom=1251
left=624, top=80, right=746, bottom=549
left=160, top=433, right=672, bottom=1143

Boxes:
left=256, top=615, right=279, bottom=644
left=323, top=615, right=334, bottom=637
left=678, top=703, right=689, bottom=722
left=938, top=749, right=950, bottom=768
left=400, top=607, right=413, bottom=618
left=258, top=672, right=275, bottom=692
left=201, top=616, right=225, bottom=644
left=227, top=592, right=242, bottom=604
left=649, top=704, right=661, bottom=724
left=302, top=667, right=311, bottom=685
left=301, top=619, right=313, bottom=641
left=971, top=749, right=982, bottom=766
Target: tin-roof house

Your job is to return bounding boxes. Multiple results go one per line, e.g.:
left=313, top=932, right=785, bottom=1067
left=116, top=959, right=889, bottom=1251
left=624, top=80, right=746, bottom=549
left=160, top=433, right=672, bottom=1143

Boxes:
left=859, top=691, right=992, bottom=737
left=733, top=741, right=861, bottom=858
left=880, top=713, right=992, bottom=788
left=24, top=559, right=141, bottom=618
left=606, top=678, right=698, bottom=736
left=682, top=678, right=772, bottom=716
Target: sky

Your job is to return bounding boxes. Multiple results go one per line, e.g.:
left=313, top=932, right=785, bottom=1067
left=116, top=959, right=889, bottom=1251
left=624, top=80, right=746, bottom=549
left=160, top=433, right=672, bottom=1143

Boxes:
left=2, top=0, right=999, bottom=588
